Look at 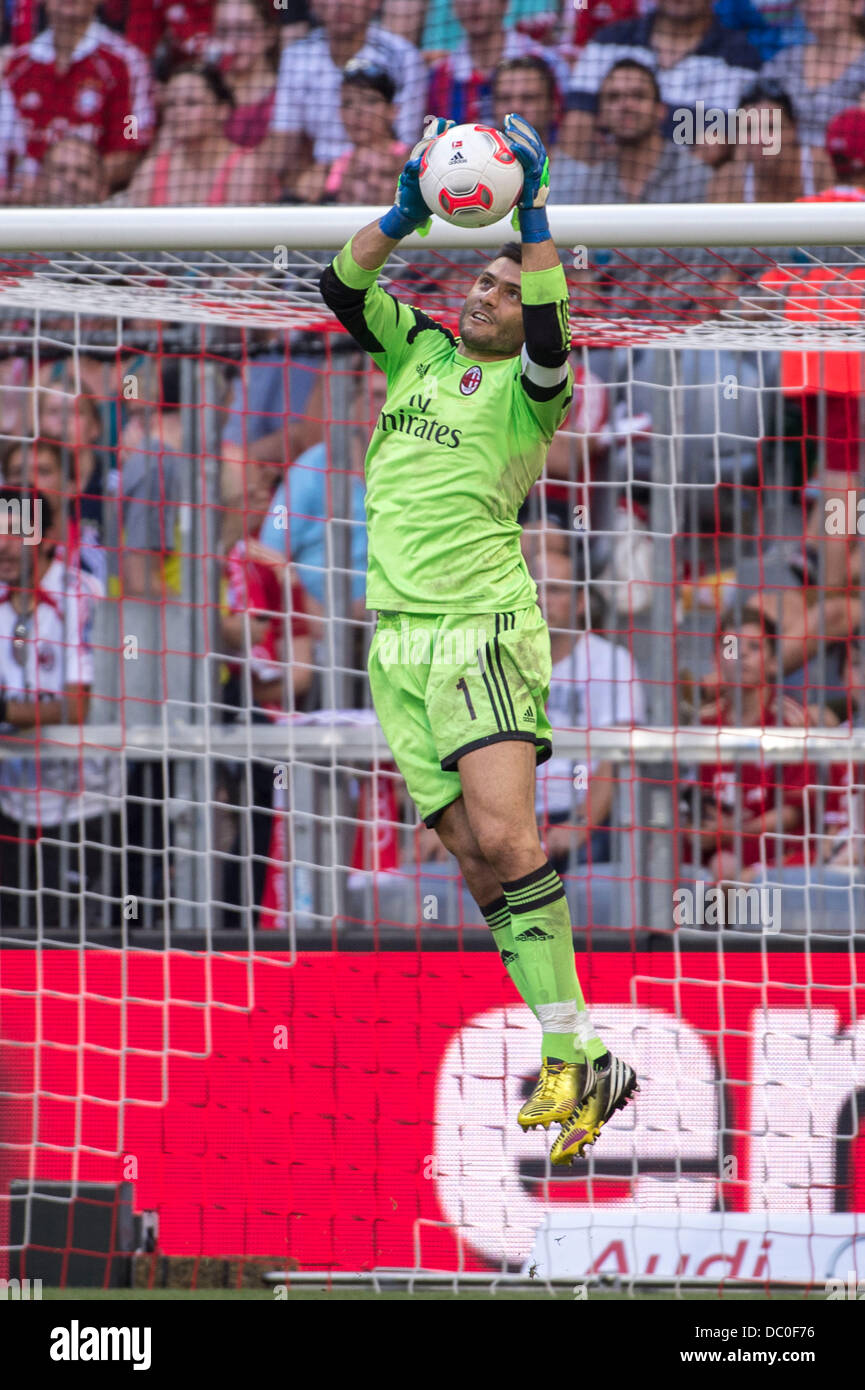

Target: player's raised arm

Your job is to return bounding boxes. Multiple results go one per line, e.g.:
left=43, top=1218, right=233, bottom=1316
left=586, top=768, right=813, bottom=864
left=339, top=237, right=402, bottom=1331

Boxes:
left=504, top=113, right=573, bottom=436
left=319, top=117, right=454, bottom=369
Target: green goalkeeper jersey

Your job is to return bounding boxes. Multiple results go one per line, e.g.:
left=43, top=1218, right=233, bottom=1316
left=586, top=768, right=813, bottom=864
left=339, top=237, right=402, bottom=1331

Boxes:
left=319, top=241, right=573, bottom=615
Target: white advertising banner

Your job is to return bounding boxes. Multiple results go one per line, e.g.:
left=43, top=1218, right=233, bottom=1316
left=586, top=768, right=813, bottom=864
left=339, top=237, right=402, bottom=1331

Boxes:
left=525, top=1212, right=865, bottom=1285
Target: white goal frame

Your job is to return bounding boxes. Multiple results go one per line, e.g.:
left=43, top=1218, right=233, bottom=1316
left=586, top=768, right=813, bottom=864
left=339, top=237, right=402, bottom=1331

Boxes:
left=2, top=202, right=865, bottom=1293
left=0, top=201, right=863, bottom=249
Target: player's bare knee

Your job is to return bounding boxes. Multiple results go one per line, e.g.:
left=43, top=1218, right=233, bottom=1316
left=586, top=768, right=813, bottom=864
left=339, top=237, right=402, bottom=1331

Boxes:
left=436, top=797, right=486, bottom=858
left=439, top=821, right=490, bottom=882
left=455, top=849, right=495, bottom=890
left=472, top=822, right=542, bottom=878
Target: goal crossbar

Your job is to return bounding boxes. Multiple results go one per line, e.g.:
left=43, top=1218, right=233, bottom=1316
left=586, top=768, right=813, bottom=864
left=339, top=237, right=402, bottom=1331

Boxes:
left=0, top=201, right=863, bottom=250
left=1, top=203, right=864, bottom=345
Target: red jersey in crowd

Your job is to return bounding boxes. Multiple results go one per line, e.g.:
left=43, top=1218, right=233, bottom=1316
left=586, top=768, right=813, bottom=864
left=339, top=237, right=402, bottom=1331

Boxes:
left=784, top=745, right=864, bottom=866
left=566, top=0, right=639, bottom=49
left=100, top=0, right=213, bottom=60
left=224, top=540, right=309, bottom=717
left=5, top=20, right=155, bottom=170
left=699, top=698, right=816, bottom=868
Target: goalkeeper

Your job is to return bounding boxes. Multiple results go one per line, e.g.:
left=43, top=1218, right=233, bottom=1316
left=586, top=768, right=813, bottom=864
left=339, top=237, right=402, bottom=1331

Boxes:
left=319, top=113, right=637, bottom=1164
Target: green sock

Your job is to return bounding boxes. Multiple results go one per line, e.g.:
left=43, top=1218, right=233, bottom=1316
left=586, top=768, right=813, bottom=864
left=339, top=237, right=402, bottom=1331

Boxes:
left=503, top=861, right=605, bottom=1066
left=482, top=895, right=536, bottom=1017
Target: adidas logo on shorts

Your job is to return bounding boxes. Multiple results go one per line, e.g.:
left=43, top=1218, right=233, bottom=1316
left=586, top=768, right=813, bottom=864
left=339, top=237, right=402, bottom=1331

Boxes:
left=521, top=705, right=534, bottom=722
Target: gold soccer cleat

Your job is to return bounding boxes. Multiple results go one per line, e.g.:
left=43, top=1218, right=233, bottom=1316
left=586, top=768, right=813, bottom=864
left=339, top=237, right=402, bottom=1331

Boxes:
left=549, top=1054, right=639, bottom=1165
left=518, top=1059, right=588, bottom=1131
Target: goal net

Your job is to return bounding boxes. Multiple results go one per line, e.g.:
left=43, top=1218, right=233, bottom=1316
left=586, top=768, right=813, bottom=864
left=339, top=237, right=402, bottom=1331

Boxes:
left=0, top=203, right=864, bottom=1292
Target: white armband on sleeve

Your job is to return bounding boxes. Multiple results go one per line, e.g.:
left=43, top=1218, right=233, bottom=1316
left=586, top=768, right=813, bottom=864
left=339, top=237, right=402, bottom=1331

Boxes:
left=521, top=344, right=569, bottom=389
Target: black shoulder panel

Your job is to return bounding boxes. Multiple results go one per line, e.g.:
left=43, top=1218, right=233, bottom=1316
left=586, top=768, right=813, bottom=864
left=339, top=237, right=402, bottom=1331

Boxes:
left=319, top=262, right=387, bottom=355
left=405, top=306, right=456, bottom=349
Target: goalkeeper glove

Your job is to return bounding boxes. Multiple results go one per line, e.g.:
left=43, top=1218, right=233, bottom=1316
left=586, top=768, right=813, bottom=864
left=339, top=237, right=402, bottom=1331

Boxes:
left=379, top=115, right=455, bottom=240
left=504, top=112, right=552, bottom=243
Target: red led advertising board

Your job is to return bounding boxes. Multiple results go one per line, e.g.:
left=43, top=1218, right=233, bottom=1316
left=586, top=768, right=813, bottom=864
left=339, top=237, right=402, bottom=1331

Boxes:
left=1, top=950, right=863, bottom=1275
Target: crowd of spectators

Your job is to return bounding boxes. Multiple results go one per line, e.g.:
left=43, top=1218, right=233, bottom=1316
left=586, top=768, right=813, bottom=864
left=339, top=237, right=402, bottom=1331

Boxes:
left=0, top=0, right=863, bottom=208
left=1, top=0, right=865, bottom=931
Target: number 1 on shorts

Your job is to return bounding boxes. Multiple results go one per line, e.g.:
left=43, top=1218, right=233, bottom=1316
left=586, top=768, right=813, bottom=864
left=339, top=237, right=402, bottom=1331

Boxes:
left=456, top=677, right=476, bottom=720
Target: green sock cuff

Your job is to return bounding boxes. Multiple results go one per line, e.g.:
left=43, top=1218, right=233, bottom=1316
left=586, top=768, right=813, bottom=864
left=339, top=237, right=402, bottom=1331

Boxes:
left=481, top=895, right=511, bottom=932
left=502, top=860, right=565, bottom=914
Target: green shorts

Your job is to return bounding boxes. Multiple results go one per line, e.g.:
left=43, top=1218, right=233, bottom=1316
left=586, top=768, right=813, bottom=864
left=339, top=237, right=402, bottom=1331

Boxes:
left=368, top=606, right=553, bottom=827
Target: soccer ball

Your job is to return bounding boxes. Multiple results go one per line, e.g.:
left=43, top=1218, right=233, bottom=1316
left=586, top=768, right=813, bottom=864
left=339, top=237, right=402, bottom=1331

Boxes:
left=418, top=123, right=524, bottom=228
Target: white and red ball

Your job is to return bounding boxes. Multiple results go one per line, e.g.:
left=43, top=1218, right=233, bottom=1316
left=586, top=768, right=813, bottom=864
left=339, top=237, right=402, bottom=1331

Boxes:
left=418, top=123, right=524, bottom=228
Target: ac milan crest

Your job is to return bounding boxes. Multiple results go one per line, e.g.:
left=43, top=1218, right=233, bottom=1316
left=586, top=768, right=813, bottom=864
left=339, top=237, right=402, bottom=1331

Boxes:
left=460, top=366, right=482, bottom=396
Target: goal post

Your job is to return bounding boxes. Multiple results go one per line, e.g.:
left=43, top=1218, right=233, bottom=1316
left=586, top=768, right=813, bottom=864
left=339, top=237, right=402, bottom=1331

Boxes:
left=1, top=202, right=865, bottom=1290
